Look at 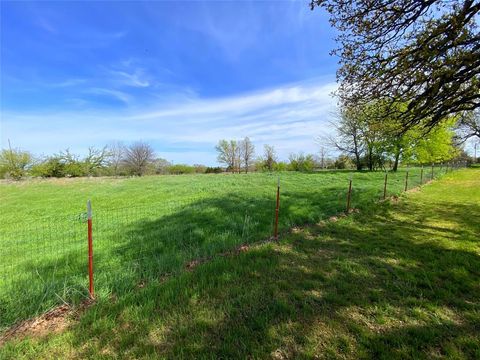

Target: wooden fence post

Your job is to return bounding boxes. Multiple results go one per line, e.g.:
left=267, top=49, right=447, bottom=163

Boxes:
left=404, top=169, right=409, bottom=192
left=383, top=172, right=388, bottom=199
left=346, top=177, right=352, bottom=213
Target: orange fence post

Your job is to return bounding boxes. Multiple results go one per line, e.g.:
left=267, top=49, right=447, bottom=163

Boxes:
left=87, top=200, right=94, bottom=299
left=274, top=177, right=280, bottom=241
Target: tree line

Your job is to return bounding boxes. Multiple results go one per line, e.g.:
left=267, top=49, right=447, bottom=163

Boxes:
left=322, top=101, right=475, bottom=172
left=0, top=141, right=221, bottom=180
left=0, top=137, right=362, bottom=180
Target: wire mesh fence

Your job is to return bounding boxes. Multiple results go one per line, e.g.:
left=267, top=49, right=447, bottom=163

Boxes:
left=0, top=163, right=466, bottom=329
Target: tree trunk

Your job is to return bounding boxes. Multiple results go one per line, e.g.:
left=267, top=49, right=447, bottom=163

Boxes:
left=355, top=152, right=362, bottom=170
left=392, top=150, right=400, bottom=172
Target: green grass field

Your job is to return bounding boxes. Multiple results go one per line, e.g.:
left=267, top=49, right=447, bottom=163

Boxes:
left=0, top=168, right=478, bottom=358
left=0, top=168, right=479, bottom=358
left=0, top=167, right=461, bottom=331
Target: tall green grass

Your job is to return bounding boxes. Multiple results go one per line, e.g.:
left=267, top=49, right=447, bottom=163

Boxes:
left=0, top=167, right=450, bottom=329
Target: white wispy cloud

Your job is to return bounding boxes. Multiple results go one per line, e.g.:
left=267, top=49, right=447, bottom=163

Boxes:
left=47, top=78, right=86, bottom=88
left=86, top=88, right=131, bottom=105
left=1, top=80, right=338, bottom=164
left=109, top=70, right=150, bottom=88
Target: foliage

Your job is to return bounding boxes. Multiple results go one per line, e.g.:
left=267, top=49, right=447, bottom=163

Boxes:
left=311, top=0, right=480, bottom=130
left=215, top=138, right=255, bottom=173
left=239, top=137, right=255, bottom=173
left=409, top=120, right=459, bottom=164
left=262, top=144, right=277, bottom=172
left=330, top=101, right=459, bottom=170
left=0, top=148, right=33, bottom=180
left=167, top=164, right=196, bottom=175
left=288, top=153, right=315, bottom=172
left=334, top=154, right=355, bottom=169
left=30, top=156, right=66, bottom=178
left=205, top=166, right=223, bottom=174
left=215, top=140, right=239, bottom=172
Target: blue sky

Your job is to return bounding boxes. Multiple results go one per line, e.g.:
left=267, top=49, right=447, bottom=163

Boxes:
left=1, top=1, right=339, bottom=165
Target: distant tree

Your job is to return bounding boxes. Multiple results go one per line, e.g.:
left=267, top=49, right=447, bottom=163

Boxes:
left=288, top=153, right=315, bottom=172
left=334, top=154, right=355, bottom=169
left=311, top=0, right=480, bottom=130
left=123, top=142, right=155, bottom=176
left=329, top=106, right=364, bottom=170
left=456, top=109, right=480, bottom=143
left=108, top=142, right=125, bottom=176
left=410, top=120, right=458, bottom=164
left=0, top=143, right=33, bottom=180
left=193, top=164, right=207, bottom=174
left=239, top=137, right=255, bottom=173
left=167, top=164, right=196, bottom=175
left=215, top=140, right=239, bottom=172
left=205, top=166, right=223, bottom=174
left=30, top=156, right=66, bottom=178
left=56, top=149, right=84, bottom=177
left=263, top=144, right=277, bottom=172
left=151, top=158, right=171, bottom=175
left=318, top=146, right=328, bottom=169
left=83, top=146, right=110, bottom=176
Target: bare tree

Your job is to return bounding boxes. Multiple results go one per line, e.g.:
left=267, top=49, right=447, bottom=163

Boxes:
left=456, top=109, right=480, bottom=144
left=328, top=107, right=364, bottom=170
left=318, top=146, right=329, bottom=169
left=108, top=142, right=125, bottom=176
left=123, top=141, right=155, bottom=176
left=215, top=140, right=238, bottom=172
left=263, top=144, right=277, bottom=172
left=239, top=137, right=255, bottom=173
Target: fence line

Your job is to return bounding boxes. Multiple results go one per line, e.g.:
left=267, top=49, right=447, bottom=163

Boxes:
left=0, top=162, right=467, bottom=329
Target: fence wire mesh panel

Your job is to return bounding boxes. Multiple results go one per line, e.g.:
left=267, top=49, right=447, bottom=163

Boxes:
left=0, top=164, right=465, bottom=329
left=0, top=214, right=86, bottom=327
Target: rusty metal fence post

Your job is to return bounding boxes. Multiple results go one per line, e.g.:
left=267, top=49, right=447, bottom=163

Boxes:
left=274, top=177, right=280, bottom=241
left=431, top=163, right=434, bottom=181
left=87, top=200, right=94, bottom=299
left=420, top=166, right=424, bottom=185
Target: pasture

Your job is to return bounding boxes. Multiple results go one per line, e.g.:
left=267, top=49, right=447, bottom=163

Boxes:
left=0, top=167, right=454, bottom=328
left=0, top=168, right=478, bottom=358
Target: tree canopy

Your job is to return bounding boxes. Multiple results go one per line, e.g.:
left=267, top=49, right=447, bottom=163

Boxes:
left=311, top=0, right=480, bottom=130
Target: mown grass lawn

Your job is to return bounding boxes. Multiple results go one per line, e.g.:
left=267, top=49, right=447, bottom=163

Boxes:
left=1, top=168, right=478, bottom=359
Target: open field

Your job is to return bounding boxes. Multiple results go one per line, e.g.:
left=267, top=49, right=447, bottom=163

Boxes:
left=0, top=167, right=454, bottom=329
left=0, top=168, right=478, bottom=358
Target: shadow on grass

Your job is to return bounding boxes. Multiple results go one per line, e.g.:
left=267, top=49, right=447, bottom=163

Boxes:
left=1, top=185, right=477, bottom=358
left=1, top=186, right=348, bottom=329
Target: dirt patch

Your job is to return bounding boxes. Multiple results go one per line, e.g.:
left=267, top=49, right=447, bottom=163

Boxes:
left=406, top=187, right=421, bottom=193
left=0, top=299, right=94, bottom=346
left=186, top=259, right=205, bottom=271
